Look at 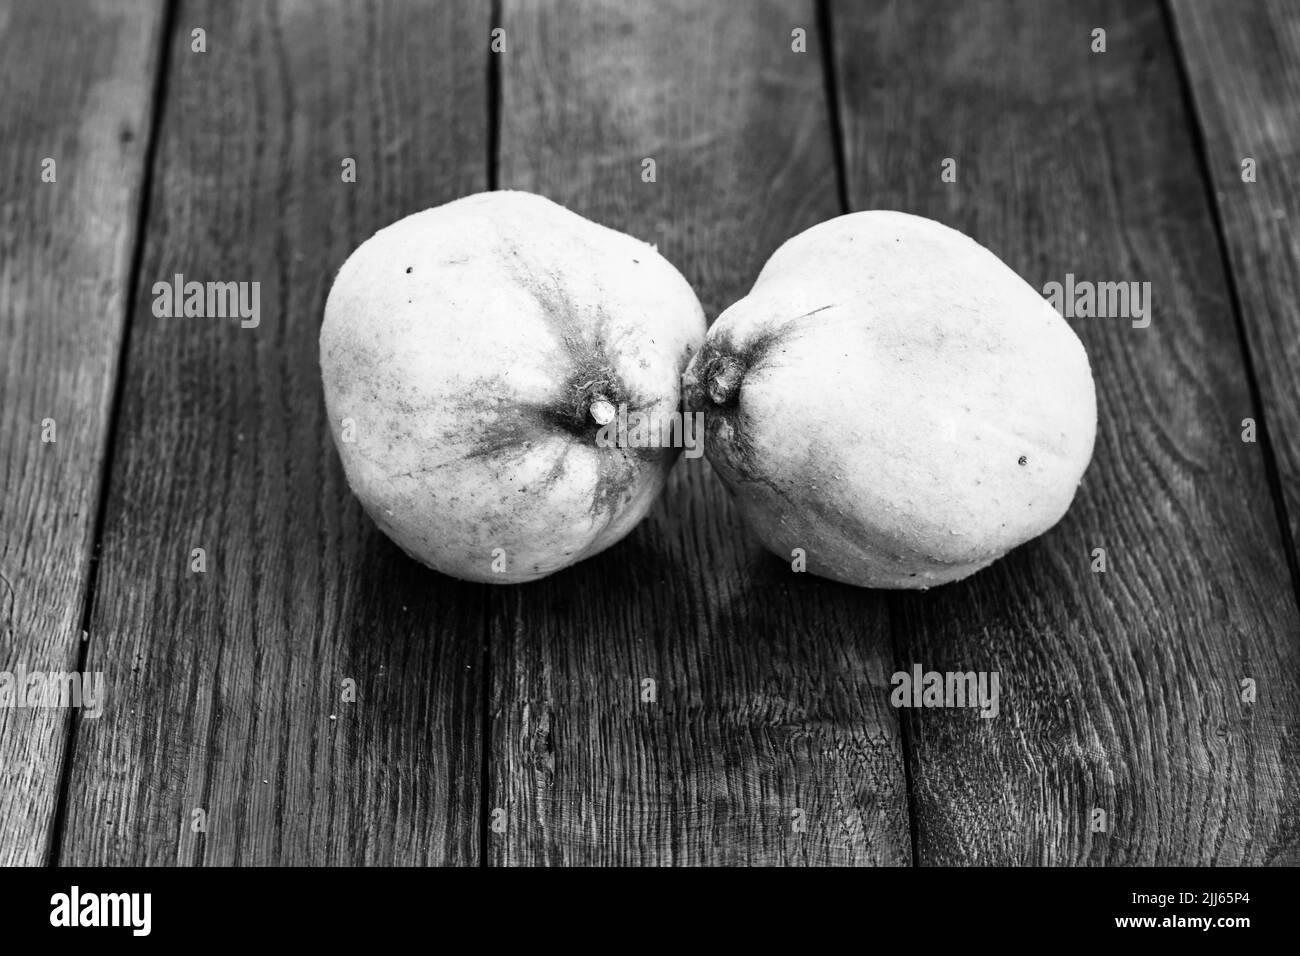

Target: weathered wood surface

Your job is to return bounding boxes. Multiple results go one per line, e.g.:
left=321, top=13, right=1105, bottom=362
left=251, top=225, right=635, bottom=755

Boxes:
left=57, top=0, right=490, bottom=865
left=831, top=0, right=1300, bottom=863
left=488, top=0, right=912, bottom=865
left=0, top=0, right=166, bottom=867
left=2, top=0, right=1298, bottom=868
left=1170, top=0, right=1300, bottom=576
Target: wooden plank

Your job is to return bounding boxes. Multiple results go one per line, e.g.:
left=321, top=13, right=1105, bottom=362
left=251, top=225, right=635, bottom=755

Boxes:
left=1169, top=0, right=1300, bottom=572
left=490, top=0, right=911, bottom=865
left=831, top=0, right=1300, bottom=863
left=0, top=0, right=165, bottom=867
left=59, top=0, right=490, bottom=865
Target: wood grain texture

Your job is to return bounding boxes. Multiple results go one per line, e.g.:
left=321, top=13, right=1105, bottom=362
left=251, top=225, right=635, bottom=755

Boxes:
left=832, top=0, right=1300, bottom=863
left=490, top=0, right=911, bottom=865
left=58, top=0, right=490, bottom=865
left=1169, top=0, right=1300, bottom=575
left=0, top=0, right=165, bottom=867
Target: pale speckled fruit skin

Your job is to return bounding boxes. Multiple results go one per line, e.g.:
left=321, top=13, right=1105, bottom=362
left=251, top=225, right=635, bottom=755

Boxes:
left=684, top=210, right=1097, bottom=589
left=321, top=191, right=705, bottom=583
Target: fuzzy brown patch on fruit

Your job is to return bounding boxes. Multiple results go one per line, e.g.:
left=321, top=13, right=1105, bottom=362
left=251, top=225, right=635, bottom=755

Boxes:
left=440, top=386, right=547, bottom=464
left=687, top=328, right=783, bottom=407
left=700, top=406, right=767, bottom=488
left=683, top=330, right=781, bottom=487
left=589, top=447, right=642, bottom=522
left=455, top=371, right=663, bottom=525
left=499, top=231, right=613, bottom=353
